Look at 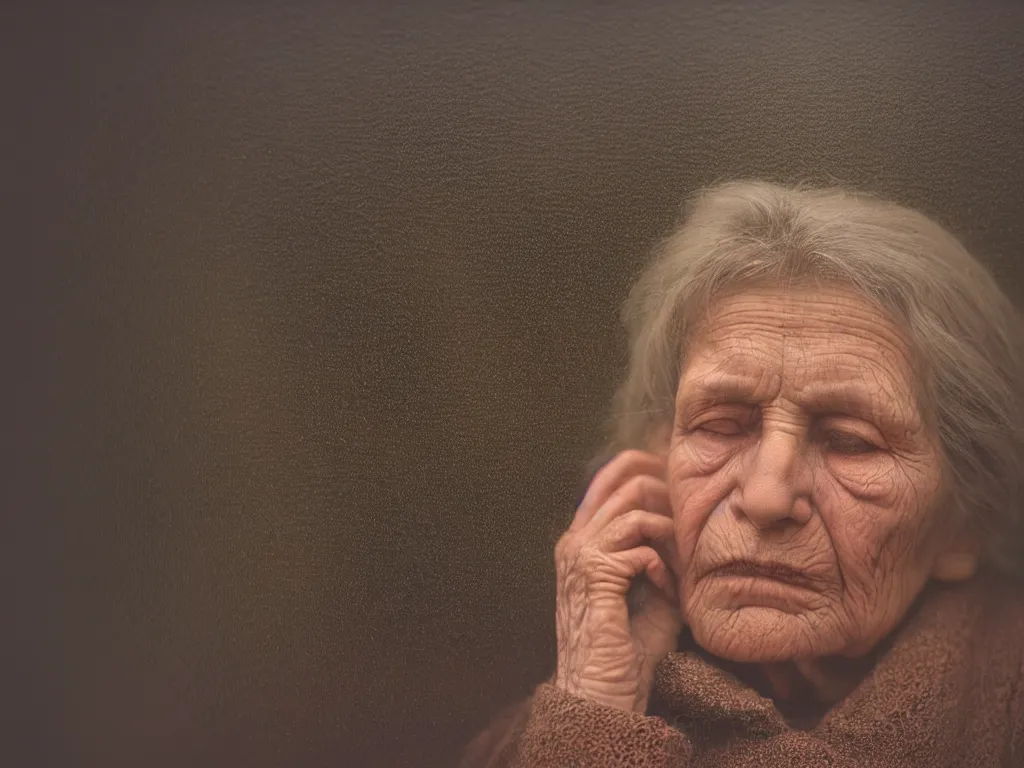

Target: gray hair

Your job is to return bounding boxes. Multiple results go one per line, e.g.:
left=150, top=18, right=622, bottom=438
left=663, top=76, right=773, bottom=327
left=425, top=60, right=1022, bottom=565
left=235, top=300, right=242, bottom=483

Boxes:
left=594, top=180, right=1024, bottom=579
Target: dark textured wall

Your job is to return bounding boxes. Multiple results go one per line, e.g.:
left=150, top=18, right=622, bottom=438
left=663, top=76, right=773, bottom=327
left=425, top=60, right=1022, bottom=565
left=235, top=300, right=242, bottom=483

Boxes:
left=6, top=2, right=1023, bottom=766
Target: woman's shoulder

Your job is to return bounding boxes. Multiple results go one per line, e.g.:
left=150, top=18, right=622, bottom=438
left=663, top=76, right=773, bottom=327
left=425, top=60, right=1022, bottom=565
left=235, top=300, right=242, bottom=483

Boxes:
left=939, top=571, right=1024, bottom=629
left=902, top=572, right=1024, bottom=671
left=968, top=571, right=1024, bottom=625
left=943, top=572, right=1024, bottom=672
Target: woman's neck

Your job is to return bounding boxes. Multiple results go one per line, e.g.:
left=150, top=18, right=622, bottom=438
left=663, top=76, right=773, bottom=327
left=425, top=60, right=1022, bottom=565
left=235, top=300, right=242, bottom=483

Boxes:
left=683, top=579, right=939, bottom=726
left=685, top=639, right=886, bottom=728
left=759, top=655, right=877, bottom=719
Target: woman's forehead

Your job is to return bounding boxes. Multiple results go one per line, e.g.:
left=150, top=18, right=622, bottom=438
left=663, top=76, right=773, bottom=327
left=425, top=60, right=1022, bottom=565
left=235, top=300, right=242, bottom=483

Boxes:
left=678, top=287, right=923, bottom=424
left=679, top=363, right=918, bottom=428
left=686, top=285, right=914, bottom=364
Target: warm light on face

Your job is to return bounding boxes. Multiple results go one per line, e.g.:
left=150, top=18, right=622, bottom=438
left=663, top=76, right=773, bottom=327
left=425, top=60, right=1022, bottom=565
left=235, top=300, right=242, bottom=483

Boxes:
left=666, top=285, right=954, bottom=663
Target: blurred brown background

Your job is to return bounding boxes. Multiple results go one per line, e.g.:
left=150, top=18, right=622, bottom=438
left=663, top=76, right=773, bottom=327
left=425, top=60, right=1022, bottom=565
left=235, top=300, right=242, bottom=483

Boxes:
left=4, top=1, right=1023, bottom=766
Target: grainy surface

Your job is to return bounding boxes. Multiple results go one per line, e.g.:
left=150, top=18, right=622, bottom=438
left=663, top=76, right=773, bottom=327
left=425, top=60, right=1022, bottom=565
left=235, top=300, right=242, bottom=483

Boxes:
left=4, top=1, right=1023, bottom=766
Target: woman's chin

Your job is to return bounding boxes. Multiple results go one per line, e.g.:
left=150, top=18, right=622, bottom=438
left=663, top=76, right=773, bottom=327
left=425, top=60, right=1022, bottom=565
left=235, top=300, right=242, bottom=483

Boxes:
left=688, top=604, right=833, bottom=663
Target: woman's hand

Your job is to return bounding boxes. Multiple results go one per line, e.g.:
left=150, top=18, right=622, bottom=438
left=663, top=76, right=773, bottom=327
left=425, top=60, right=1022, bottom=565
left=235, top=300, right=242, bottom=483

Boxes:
left=552, top=450, right=683, bottom=714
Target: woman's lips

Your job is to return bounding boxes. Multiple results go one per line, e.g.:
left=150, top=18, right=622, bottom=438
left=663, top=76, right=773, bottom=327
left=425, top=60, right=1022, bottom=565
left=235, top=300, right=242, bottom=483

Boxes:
left=703, top=561, right=823, bottom=611
left=707, top=559, right=818, bottom=591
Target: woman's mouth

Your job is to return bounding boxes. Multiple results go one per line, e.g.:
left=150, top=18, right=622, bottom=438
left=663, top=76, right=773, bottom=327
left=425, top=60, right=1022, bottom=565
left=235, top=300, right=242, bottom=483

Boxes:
left=706, top=559, right=822, bottom=599
left=711, top=559, right=814, bottom=585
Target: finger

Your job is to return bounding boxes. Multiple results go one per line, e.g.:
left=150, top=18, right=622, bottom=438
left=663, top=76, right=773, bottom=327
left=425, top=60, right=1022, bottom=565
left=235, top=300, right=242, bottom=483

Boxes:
left=586, top=475, right=672, bottom=533
left=593, top=509, right=676, bottom=555
left=586, top=476, right=679, bottom=579
left=572, top=450, right=667, bottom=531
left=611, top=545, right=677, bottom=598
left=598, top=509, right=682, bottom=589
left=644, top=554, right=678, bottom=599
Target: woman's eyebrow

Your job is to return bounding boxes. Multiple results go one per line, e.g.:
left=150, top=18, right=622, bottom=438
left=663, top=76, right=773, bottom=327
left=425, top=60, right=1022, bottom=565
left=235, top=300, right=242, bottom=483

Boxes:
left=678, top=375, right=764, bottom=408
left=797, top=384, right=886, bottom=420
left=681, top=375, right=904, bottom=424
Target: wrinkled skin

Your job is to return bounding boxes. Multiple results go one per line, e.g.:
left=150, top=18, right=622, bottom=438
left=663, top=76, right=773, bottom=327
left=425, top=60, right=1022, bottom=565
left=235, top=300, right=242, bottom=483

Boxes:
left=553, top=285, right=979, bottom=713
left=670, top=285, right=975, bottom=667
left=554, top=451, right=681, bottom=714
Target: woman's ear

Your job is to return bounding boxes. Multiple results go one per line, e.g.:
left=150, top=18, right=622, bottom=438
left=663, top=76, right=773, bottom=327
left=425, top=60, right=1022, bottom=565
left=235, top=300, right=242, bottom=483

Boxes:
left=930, top=533, right=981, bottom=583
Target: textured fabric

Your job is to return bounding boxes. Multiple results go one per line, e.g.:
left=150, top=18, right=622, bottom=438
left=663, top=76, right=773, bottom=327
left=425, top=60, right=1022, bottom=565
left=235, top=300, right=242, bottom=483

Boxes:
left=460, top=575, right=1024, bottom=767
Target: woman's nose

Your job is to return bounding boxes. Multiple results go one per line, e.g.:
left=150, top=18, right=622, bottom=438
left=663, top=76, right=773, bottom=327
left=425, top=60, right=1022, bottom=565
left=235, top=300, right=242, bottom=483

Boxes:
left=736, top=428, right=814, bottom=529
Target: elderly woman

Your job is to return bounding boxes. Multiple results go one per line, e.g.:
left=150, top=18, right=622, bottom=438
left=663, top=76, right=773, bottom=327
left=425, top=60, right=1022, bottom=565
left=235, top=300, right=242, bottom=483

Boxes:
left=461, top=181, right=1024, bottom=767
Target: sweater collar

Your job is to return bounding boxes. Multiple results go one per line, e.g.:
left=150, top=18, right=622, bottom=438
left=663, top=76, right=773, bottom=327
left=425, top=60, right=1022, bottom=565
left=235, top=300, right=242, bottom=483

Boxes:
left=649, top=578, right=966, bottom=738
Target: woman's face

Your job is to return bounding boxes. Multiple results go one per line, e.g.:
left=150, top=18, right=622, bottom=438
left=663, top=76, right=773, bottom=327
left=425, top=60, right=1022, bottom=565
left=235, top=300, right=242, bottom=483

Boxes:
left=668, top=284, right=971, bottom=663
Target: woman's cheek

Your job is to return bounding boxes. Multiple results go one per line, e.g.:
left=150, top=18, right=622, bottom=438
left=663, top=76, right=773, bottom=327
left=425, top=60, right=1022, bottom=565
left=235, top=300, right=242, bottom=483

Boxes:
left=681, top=433, right=745, bottom=474
left=824, top=452, right=899, bottom=501
left=669, top=439, right=743, bottom=570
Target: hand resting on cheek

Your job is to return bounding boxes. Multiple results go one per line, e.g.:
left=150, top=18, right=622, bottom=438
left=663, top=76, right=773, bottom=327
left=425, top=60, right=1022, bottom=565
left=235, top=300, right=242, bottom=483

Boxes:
left=552, top=449, right=683, bottom=715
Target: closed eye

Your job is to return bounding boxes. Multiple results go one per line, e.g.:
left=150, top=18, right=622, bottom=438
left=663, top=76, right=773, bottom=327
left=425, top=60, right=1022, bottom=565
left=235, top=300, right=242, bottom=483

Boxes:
left=695, top=419, right=745, bottom=436
left=824, top=430, right=878, bottom=455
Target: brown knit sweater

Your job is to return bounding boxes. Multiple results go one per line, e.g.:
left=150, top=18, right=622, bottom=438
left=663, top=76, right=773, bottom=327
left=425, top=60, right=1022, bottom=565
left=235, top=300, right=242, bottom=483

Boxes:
left=461, top=575, right=1024, bottom=767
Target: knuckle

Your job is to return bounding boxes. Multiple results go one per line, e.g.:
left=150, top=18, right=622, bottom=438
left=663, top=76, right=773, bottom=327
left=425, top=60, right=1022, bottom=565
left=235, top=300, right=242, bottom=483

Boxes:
left=576, top=541, right=600, bottom=563
left=623, top=507, right=647, bottom=526
left=555, top=535, right=578, bottom=562
left=640, top=546, right=660, bottom=567
left=626, top=472, right=651, bottom=490
left=577, top=548, right=613, bottom=581
left=627, top=474, right=665, bottom=510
